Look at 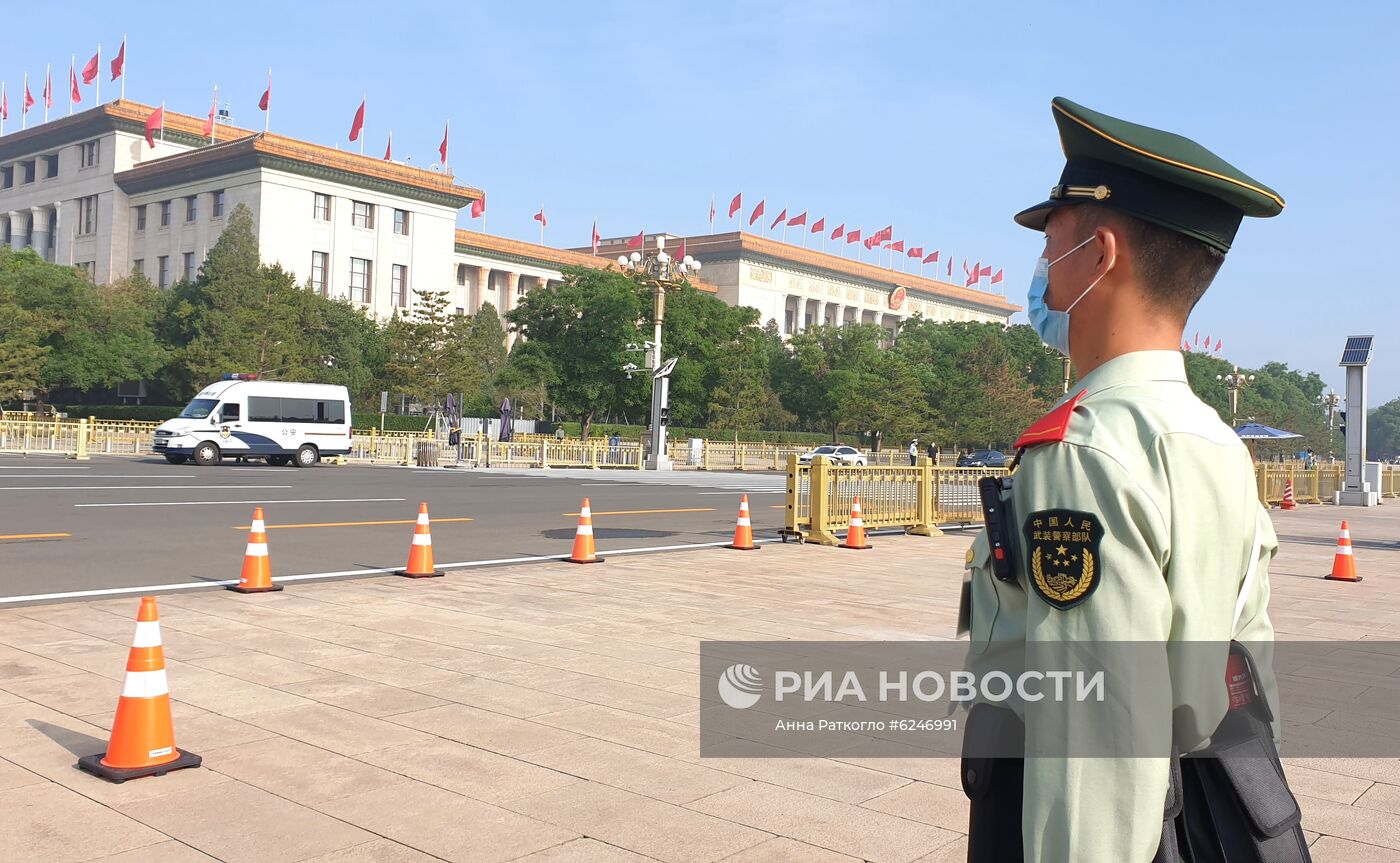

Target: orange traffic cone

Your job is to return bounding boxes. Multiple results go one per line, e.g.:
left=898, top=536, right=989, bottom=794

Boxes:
left=397, top=502, right=443, bottom=578
left=726, top=494, right=761, bottom=551
left=841, top=496, right=872, bottom=550
left=1281, top=479, right=1297, bottom=510
left=1324, top=520, right=1361, bottom=582
left=77, top=597, right=201, bottom=783
left=228, top=506, right=282, bottom=593
left=567, top=497, right=603, bottom=563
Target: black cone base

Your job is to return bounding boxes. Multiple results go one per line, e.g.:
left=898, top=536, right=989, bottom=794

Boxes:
left=77, top=748, right=202, bottom=784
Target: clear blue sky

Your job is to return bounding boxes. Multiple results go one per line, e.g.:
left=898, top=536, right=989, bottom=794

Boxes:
left=12, top=1, right=1399, bottom=404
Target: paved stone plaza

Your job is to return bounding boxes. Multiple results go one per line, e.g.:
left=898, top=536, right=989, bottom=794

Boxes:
left=2, top=501, right=1399, bottom=862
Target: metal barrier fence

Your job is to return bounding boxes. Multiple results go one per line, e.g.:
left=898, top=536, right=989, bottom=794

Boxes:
left=785, top=456, right=1009, bottom=545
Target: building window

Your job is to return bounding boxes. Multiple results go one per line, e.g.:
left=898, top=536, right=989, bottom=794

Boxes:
left=135, top=205, right=147, bottom=231
left=455, top=264, right=467, bottom=285
left=211, top=190, right=225, bottom=218
left=157, top=256, right=170, bottom=288
left=78, top=196, right=98, bottom=235
left=310, top=251, right=328, bottom=296
left=349, top=257, right=372, bottom=303
left=80, top=140, right=99, bottom=168
left=185, top=195, right=197, bottom=222
left=20, top=161, right=35, bottom=184
left=76, top=261, right=95, bottom=281
left=183, top=252, right=196, bottom=282
left=159, top=200, right=171, bottom=227
left=351, top=200, right=374, bottom=229
left=393, top=209, right=409, bottom=236
left=1, top=166, right=12, bottom=188
left=133, top=259, right=144, bottom=276
left=390, top=264, right=408, bottom=308
left=313, top=192, right=331, bottom=221
left=43, top=155, right=59, bottom=179
left=455, top=307, right=464, bottom=317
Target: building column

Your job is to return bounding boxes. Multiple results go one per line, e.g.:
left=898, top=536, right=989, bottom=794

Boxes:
left=835, top=304, right=846, bottom=326
left=474, top=266, right=489, bottom=313
left=503, top=271, right=521, bottom=351
left=815, top=300, right=828, bottom=328
left=29, top=207, right=51, bottom=263
left=9, top=212, right=25, bottom=250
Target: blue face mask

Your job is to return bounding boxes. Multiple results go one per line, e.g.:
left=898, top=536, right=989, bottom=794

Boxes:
left=1026, top=236, right=1107, bottom=357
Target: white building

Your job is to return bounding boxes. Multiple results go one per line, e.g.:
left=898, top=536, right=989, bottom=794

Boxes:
left=0, top=100, right=619, bottom=338
left=589, top=232, right=1018, bottom=340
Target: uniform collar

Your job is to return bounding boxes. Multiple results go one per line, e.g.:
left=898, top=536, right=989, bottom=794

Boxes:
left=1072, top=350, right=1188, bottom=400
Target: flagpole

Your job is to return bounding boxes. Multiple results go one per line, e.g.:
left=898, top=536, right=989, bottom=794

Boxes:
left=211, top=85, right=217, bottom=144
left=539, top=202, right=544, bottom=245
left=265, top=68, right=271, bottom=133
left=22, top=73, right=27, bottom=130
left=359, top=94, right=365, bottom=156
left=44, top=64, right=50, bottom=122
left=68, top=56, right=74, bottom=115
left=1, top=81, right=6, bottom=135
left=120, top=36, right=126, bottom=100
left=95, top=45, right=100, bottom=104
left=159, top=100, right=164, bottom=144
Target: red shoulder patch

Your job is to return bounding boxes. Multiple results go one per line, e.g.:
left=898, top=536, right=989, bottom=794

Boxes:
left=1014, top=390, right=1087, bottom=450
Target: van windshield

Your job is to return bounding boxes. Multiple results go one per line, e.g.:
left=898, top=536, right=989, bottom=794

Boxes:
left=177, top=398, right=219, bottom=419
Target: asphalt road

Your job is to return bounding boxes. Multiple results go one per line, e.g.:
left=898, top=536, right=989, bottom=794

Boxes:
left=0, top=454, right=789, bottom=605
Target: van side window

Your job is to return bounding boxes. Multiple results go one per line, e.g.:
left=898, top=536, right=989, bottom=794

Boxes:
left=249, top=397, right=280, bottom=423
left=221, top=404, right=240, bottom=422
left=281, top=398, right=317, bottom=423
left=317, top=401, right=346, bottom=424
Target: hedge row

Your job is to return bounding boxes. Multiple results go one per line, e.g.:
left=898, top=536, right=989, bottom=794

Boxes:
left=554, top=422, right=832, bottom=446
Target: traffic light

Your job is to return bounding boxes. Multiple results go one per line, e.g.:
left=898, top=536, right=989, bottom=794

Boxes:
left=1337, top=410, right=1346, bottom=439
left=659, top=407, right=670, bottom=426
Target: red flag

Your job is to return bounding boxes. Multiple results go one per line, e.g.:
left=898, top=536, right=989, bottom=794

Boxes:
left=23, top=80, right=33, bottom=113
left=864, top=235, right=878, bottom=250
left=887, top=239, right=905, bottom=253
left=923, top=250, right=939, bottom=264
left=845, top=228, right=860, bottom=244
left=963, top=259, right=971, bottom=277
left=202, top=89, right=217, bottom=138
left=143, top=105, right=164, bottom=148
left=348, top=99, right=365, bottom=142
left=811, top=217, right=825, bottom=234
left=111, top=38, right=125, bottom=81
left=1203, top=334, right=1211, bottom=347
left=1215, top=339, right=1223, bottom=352
left=875, top=225, right=893, bottom=243
left=966, top=271, right=978, bottom=288
left=439, top=121, right=449, bottom=165
left=728, top=192, right=742, bottom=218
left=591, top=219, right=601, bottom=255
left=749, top=199, right=765, bottom=226
left=787, top=211, right=807, bottom=227
left=626, top=229, right=644, bottom=249
left=470, top=196, right=485, bottom=219
left=258, top=72, right=271, bottom=111
left=990, top=268, right=1004, bottom=285
left=709, top=195, right=716, bottom=226
left=82, top=51, right=99, bottom=85
left=770, top=207, right=787, bottom=230
left=1, top=83, right=8, bottom=121
left=69, top=61, right=80, bottom=105
left=831, top=223, right=845, bottom=240
left=908, top=246, right=923, bottom=259
left=534, top=207, right=547, bottom=228
left=382, top=131, right=392, bottom=161
left=677, top=238, right=687, bottom=262
left=946, top=258, right=953, bottom=277
left=1193, top=332, right=1199, bottom=345
left=979, top=264, right=993, bottom=277
left=43, top=67, right=52, bottom=109
left=1183, top=341, right=1191, bottom=352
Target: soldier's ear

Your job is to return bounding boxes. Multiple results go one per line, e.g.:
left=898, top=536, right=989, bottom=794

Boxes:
left=1091, top=224, right=1119, bottom=281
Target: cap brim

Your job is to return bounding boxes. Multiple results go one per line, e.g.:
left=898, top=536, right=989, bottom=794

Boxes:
left=1013, top=199, right=1075, bottom=232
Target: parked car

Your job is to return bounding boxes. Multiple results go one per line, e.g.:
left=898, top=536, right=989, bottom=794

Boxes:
left=798, top=444, right=867, bottom=467
left=956, top=450, right=1008, bottom=468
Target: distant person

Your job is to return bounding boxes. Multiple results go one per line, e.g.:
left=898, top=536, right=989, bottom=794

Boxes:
left=555, top=426, right=566, bottom=442
left=609, top=432, right=620, bottom=464
left=926, top=440, right=939, bottom=465
left=908, top=439, right=918, bottom=466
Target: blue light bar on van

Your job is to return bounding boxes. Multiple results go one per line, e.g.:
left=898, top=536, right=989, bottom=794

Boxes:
left=222, top=373, right=259, bottom=381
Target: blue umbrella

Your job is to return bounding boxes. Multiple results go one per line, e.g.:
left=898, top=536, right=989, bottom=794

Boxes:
left=1234, top=422, right=1302, bottom=440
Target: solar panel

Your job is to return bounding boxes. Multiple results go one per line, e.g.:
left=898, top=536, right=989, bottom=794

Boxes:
left=1340, top=336, right=1374, bottom=366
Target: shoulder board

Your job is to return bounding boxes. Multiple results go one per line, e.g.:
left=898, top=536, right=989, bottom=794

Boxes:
left=1014, top=390, right=1087, bottom=449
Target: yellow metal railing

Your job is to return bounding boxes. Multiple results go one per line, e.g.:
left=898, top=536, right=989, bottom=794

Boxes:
left=786, top=455, right=1009, bottom=544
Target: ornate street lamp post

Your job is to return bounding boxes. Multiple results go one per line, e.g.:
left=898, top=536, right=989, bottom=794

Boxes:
left=618, top=236, right=701, bottom=470
left=1217, top=366, right=1255, bottom=428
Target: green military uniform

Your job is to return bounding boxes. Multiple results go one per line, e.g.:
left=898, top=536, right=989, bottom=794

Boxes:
left=960, top=98, right=1298, bottom=862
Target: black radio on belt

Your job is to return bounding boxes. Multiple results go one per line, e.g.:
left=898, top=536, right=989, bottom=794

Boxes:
left=977, top=476, right=1017, bottom=582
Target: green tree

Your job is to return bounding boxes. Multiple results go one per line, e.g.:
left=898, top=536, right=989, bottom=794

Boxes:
left=707, top=326, right=794, bottom=441
left=1369, top=398, right=1400, bottom=460
left=383, top=288, right=455, bottom=405
left=660, top=285, right=761, bottom=426
left=495, top=340, right=559, bottom=423
left=506, top=267, right=648, bottom=439
left=0, top=251, right=51, bottom=401
left=834, top=353, right=932, bottom=446
left=441, top=302, right=508, bottom=409
left=773, top=323, right=884, bottom=439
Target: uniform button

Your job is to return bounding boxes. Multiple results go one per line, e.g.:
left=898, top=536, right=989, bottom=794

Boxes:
left=965, top=769, right=977, bottom=784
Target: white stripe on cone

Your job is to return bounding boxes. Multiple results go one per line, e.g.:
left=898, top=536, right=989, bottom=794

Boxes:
left=1336, top=546, right=1353, bottom=556
left=412, top=533, right=432, bottom=546
left=121, top=669, right=169, bottom=698
left=251, top=519, right=265, bottom=532
left=576, top=525, right=593, bottom=535
left=131, top=621, right=162, bottom=648
left=737, top=517, right=751, bottom=526
left=245, top=543, right=268, bottom=556
left=851, top=518, right=864, bottom=527
left=580, top=508, right=592, bottom=518
left=417, top=513, right=430, bottom=525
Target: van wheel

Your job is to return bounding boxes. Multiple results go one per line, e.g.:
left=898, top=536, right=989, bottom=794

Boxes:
left=294, top=445, right=319, bottom=468
left=193, top=442, right=222, bottom=466
left=267, top=455, right=291, bottom=466
left=164, top=454, right=189, bottom=465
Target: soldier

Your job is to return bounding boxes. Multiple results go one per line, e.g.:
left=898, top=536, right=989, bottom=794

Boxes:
left=960, top=97, right=1308, bottom=860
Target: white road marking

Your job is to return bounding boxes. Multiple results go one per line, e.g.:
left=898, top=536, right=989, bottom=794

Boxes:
left=0, top=474, right=198, bottom=479
left=0, top=465, right=90, bottom=470
left=0, top=484, right=294, bottom=491
left=0, top=537, right=781, bottom=604
left=75, top=497, right=405, bottom=508
left=695, top=490, right=785, bottom=495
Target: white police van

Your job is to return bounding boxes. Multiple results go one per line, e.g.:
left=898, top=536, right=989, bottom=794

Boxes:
left=153, top=375, right=352, bottom=467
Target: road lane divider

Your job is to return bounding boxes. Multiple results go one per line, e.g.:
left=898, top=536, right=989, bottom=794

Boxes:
left=231, top=517, right=473, bottom=530
left=1, top=484, right=294, bottom=491
left=77, top=497, right=407, bottom=508
left=0, top=532, right=71, bottom=541
left=560, top=507, right=716, bottom=517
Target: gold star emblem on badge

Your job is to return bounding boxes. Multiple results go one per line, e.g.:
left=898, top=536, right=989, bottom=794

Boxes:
left=1055, top=545, right=1069, bottom=556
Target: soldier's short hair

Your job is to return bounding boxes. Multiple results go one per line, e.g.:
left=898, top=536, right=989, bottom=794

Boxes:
left=1073, top=203, right=1225, bottom=321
